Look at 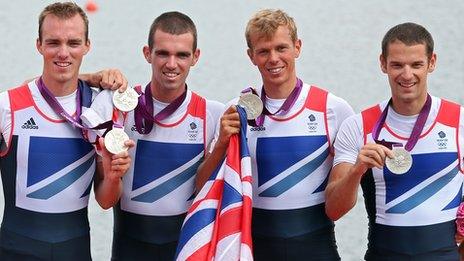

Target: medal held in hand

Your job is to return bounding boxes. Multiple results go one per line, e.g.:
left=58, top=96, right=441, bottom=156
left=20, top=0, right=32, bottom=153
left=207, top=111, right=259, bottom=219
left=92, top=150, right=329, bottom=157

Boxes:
left=385, top=146, right=413, bottom=175
left=113, top=87, right=139, bottom=112
left=238, top=93, right=263, bottom=120
left=372, top=95, right=432, bottom=175
left=104, top=128, right=130, bottom=154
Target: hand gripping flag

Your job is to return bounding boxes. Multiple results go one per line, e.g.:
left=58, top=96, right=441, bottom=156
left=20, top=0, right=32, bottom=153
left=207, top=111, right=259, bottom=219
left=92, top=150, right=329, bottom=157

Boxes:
left=175, top=106, right=253, bottom=261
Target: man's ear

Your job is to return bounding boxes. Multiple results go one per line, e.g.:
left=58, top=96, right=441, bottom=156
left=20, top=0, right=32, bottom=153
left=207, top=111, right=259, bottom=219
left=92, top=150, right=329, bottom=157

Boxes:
left=143, top=46, right=152, bottom=63
left=36, top=38, right=43, bottom=55
left=191, top=48, right=200, bottom=66
left=380, top=54, right=387, bottom=73
left=247, top=48, right=257, bottom=66
left=427, top=53, right=437, bottom=73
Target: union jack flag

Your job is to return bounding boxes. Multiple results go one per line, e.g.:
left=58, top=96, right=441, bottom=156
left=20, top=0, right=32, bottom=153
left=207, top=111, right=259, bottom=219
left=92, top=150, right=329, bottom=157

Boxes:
left=175, top=106, right=253, bottom=260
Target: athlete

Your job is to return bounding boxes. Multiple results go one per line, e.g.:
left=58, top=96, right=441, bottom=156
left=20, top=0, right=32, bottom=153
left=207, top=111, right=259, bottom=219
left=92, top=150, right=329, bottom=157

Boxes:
left=325, top=22, right=464, bottom=260
left=0, top=2, right=133, bottom=260
left=196, top=9, right=354, bottom=260
left=81, top=11, right=224, bottom=260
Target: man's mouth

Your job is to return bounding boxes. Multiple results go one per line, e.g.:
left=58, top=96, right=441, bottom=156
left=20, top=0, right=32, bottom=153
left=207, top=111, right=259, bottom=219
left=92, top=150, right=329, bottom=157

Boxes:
left=164, top=72, right=179, bottom=79
left=267, top=66, right=284, bottom=74
left=54, top=62, right=71, bottom=68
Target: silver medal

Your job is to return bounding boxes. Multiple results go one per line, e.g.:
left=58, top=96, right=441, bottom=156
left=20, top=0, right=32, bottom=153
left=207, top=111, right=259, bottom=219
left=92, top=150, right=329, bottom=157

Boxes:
left=385, top=147, right=412, bottom=175
left=112, top=87, right=139, bottom=112
left=238, top=93, right=263, bottom=120
left=104, top=128, right=130, bottom=154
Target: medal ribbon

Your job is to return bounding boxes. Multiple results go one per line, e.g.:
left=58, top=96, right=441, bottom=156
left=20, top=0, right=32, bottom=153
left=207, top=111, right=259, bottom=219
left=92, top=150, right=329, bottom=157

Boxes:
left=38, top=77, right=115, bottom=138
left=134, top=82, right=187, bottom=134
left=372, top=94, right=432, bottom=151
left=243, top=78, right=303, bottom=126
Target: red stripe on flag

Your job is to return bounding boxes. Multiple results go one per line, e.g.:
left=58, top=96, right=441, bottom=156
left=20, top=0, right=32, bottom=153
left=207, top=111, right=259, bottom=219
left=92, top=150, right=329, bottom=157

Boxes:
left=242, top=175, right=252, bottom=183
left=187, top=243, right=211, bottom=261
left=226, top=136, right=241, bottom=173
left=241, top=196, right=253, bottom=247
left=189, top=180, right=224, bottom=212
left=217, top=207, right=242, bottom=239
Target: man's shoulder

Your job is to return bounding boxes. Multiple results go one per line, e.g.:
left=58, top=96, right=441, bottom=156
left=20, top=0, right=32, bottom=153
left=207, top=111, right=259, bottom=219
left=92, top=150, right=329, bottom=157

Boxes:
left=0, top=90, right=10, bottom=111
left=90, top=88, right=114, bottom=104
left=204, top=99, right=225, bottom=112
left=0, top=84, right=32, bottom=110
left=436, top=95, right=463, bottom=108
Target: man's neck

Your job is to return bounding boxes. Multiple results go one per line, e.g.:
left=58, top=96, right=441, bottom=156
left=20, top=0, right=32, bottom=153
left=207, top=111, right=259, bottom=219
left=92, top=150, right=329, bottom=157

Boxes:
left=391, top=94, right=428, bottom=116
left=262, top=77, right=297, bottom=99
left=40, top=74, right=78, bottom=97
left=150, top=82, right=186, bottom=103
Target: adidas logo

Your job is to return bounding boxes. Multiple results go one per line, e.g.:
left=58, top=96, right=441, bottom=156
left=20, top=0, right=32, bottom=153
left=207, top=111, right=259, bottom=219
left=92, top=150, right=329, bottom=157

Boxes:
left=250, top=126, right=266, bottom=132
left=21, top=117, right=39, bottom=129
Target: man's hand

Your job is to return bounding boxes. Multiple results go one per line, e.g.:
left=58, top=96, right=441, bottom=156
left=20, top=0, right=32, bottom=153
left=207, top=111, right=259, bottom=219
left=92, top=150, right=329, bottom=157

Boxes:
left=216, top=105, right=241, bottom=150
left=98, top=137, right=135, bottom=180
left=353, top=143, right=394, bottom=174
left=81, top=69, right=128, bottom=92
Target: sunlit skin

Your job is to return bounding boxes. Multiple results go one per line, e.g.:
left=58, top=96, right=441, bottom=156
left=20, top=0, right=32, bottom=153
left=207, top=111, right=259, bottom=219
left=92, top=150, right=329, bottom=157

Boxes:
left=36, top=14, right=90, bottom=96
left=380, top=40, right=436, bottom=115
left=325, top=41, right=435, bottom=221
left=143, top=30, right=200, bottom=103
left=195, top=26, right=302, bottom=190
left=247, top=25, right=301, bottom=99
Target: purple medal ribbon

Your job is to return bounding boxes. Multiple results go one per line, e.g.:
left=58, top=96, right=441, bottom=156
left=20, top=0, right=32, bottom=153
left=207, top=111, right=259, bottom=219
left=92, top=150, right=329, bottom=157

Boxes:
left=134, top=82, right=187, bottom=134
left=38, top=77, right=85, bottom=128
left=37, top=77, right=114, bottom=138
left=244, top=78, right=303, bottom=127
left=372, top=94, right=432, bottom=151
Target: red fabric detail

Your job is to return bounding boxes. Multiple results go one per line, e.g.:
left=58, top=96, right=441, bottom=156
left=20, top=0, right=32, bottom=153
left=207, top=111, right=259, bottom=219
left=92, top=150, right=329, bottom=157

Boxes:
left=188, top=92, right=206, bottom=118
left=361, top=105, right=382, bottom=143
left=8, top=85, right=34, bottom=111
left=112, top=108, right=119, bottom=123
left=188, top=92, right=207, bottom=154
left=216, top=207, right=242, bottom=240
left=187, top=243, right=211, bottom=261
left=241, top=196, right=253, bottom=248
left=305, top=86, right=327, bottom=112
left=436, top=99, right=463, bottom=173
left=226, top=135, right=240, bottom=173
left=436, top=99, right=460, bottom=128
left=134, top=85, right=142, bottom=94
left=188, top=180, right=224, bottom=213
left=305, top=86, right=332, bottom=151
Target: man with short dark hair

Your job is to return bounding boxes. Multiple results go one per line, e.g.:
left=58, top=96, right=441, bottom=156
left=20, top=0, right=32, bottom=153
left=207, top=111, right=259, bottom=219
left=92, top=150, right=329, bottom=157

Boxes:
left=326, top=22, right=464, bottom=260
left=82, top=11, right=224, bottom=260
left=0, top=2, right=132, bottom=260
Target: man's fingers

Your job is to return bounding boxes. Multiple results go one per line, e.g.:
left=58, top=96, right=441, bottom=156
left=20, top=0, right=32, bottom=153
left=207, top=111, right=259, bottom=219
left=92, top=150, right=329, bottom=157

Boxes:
left=359, top=154, right=382, bottom=169
left=224, top=105, right=238, bottom=114
left=123, top=139, right=135, bottom=149
left=98, top=137, right=111, bottom=157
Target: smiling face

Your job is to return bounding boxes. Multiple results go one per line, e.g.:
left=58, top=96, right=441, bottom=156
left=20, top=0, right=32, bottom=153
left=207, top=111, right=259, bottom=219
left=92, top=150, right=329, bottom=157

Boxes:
left=143, top=29, right=199, bottom=102
left=36, top=14, right=90, bottom=93
left=247, top=25, right=301, bottom=98
left=380, top=40, right=436, bottom=115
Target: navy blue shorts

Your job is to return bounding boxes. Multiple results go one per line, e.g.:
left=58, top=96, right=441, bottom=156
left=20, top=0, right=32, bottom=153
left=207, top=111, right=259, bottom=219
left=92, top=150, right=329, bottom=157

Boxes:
left=253, top=227, right=340, bottom=261
left=365, top=246, right=459, bottom=261
left=111, top=233, right=177, bottom=261
left=0, top=228, right=91, bottom=261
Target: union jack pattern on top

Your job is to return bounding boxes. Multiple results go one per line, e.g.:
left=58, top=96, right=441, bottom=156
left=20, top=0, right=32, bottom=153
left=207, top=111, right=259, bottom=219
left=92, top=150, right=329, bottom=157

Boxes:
left=175, top=106, right=253, bottom=260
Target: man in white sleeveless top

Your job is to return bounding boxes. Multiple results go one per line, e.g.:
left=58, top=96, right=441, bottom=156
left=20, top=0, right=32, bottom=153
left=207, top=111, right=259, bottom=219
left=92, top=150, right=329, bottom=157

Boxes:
left=326, top=22, right=464, bottom=260
left=0, top=2, right=132, bottom=260
left=81, top=11, right=224, bottom=260
left=197, top=9, right=354, bottom=260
